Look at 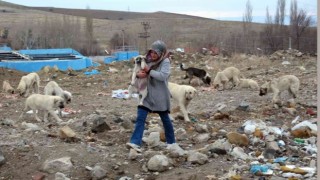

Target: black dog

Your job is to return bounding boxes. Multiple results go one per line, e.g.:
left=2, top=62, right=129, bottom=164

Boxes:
left=180, top=63, right=211, bottom=85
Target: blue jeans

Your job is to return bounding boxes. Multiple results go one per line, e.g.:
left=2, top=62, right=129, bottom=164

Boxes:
left=130, top=107, right=176, bottom=146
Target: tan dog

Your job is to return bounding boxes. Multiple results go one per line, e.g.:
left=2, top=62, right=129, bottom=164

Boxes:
left=44, top=81, right=72, bottom=117
left=239, top=78, right=259, bottom=90
left=44, top=81, right=72, bottom=104
left=19, top=94, right=65, bottom=123
left=42, top=65, right=51, bottom=74
left=16, top=72, right=40, bottom=97
left=213, top=67, right=241, bottom=90
left=128, top=55, right=148, bottom=105
left=168, top=82, right=197, bottom=122
left=2, top=80, right=14, bottom=94
left=259, top=75, right=300, bottom=104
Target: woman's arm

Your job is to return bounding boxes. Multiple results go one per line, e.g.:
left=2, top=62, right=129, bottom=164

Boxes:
left=149, top=58, right=170, bottom=81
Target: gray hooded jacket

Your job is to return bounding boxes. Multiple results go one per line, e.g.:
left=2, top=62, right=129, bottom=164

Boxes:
left=142, top=40, right=171, bottom=112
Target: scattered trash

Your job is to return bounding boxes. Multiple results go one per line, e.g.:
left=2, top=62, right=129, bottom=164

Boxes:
left=61, top=108, right=80, bottom=114
left=250, top=164, right=272, bottom=175
left=291, top=120, right=317, bottom=135
left=26, top=110, right=38, bottom=114
left=281, top=61, right=291, bottom=65
left=111, top=89, right=130, bottom=99
left=273, top=157, right=287, bottom=163
left=306, top=108, right=316, bottom=116
left=293, top=138, right=305, bottom=144
left=280, top=165, right=308, bottom=175
left=277, top=140, right=285, bottom=147
left=191, top=117, right=197, bottom=122
left=291, top=116, right=300, bottom=124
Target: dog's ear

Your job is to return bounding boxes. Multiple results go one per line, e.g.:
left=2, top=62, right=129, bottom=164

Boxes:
left=192, top=89, right=198, bottom=96
left=54, top=97, right=62, bottom=104
left=130, top=57, right=135, bottom=64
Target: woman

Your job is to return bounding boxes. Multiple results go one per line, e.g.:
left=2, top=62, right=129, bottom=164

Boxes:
left=126, top=40, right=175, bottom=152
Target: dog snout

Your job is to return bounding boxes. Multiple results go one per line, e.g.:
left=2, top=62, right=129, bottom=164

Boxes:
left=59, top=102, right=65, bottom=109
left=67, top=99, right=71, bottom=104
left=135, top=58, right=142, bottom=64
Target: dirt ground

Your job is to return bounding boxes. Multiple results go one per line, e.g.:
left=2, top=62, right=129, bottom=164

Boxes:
left=0, top=51, right=317, bottom=180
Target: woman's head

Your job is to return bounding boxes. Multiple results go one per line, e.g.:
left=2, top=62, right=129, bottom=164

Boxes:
left=147, top=40, right=167, bottom=61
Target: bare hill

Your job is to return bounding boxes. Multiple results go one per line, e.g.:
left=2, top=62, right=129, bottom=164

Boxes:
left=0, top=1, right=267, bottom=52
left=31, top=7, right=213, bottom=21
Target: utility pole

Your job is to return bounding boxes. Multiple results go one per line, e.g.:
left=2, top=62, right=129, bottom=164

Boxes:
left=139, top=22, right=151, bottom=52
left=121, top=29, right=125, bottom=51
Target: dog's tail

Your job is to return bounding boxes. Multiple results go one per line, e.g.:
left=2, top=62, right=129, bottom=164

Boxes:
left=180, top=63, right=187, bottom=71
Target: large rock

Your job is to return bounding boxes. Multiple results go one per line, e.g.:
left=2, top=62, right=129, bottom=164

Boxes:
left=42, top=157, right=73, bottom=174
left=187, top=151, right=208, bottom=165
left=147, top=155, right=170, bottom=172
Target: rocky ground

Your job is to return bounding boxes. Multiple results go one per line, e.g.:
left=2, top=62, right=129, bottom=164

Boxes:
left=0, top=50, right=317, bottom=180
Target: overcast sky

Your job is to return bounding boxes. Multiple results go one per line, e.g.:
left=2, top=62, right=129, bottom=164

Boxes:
left=2, top=0, right=317, bottom=23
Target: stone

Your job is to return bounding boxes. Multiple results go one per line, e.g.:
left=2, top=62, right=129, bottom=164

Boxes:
left=187, top=151, right=208, bottom=165
left=91, top=165, right=107, bottom=180
left=42, top=157, right=73, bottom=174
left=147, top=155, right=170, bottom=172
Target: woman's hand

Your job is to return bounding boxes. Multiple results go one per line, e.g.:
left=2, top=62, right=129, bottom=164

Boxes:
left=136, top=70, right=148, bottom=78
left=143, top=65, right=151, bottom=74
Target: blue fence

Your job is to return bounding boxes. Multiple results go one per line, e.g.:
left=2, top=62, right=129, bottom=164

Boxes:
left=18, top=48, right=82, bottom=56
left=104, top=51, right=139, bottom=64
left=0, top=48, right=93, bottom=73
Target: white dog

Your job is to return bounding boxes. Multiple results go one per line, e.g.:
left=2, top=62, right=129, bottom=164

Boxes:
left=239, top=78, right=259, bottom=90
left=16, top=72, right=40, bottom=97
left=259, top=75, right=300, bottom=104
left=19, top=94, right=65, bottom=123
left=2, top=80, right=14, bottom=94
left=44, top=81, right=72, bottom=103
left=213, top=67, right=241, bottom=90
left=128, top=55, right=148, bottom=105
left=44, top=81, right=72, bottom=116
left=168, top=82, right=197, bottom=122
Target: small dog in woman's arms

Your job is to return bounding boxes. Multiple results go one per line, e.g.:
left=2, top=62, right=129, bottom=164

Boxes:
left=128, top=55, right=148, bottom=105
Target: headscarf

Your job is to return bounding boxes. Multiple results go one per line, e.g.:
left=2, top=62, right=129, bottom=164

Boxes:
left=147, top=40, right=167, bottom=61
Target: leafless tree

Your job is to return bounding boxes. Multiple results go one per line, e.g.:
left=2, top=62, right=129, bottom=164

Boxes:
left=275, top=0, right=286, bottom=26
left=109, top=33, right=123, bottom=49
left=261, top=0, right=288, bottom=53
left=242, top=0, right=253, bottom=53
left=289, top=0, right=312, bottom=50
